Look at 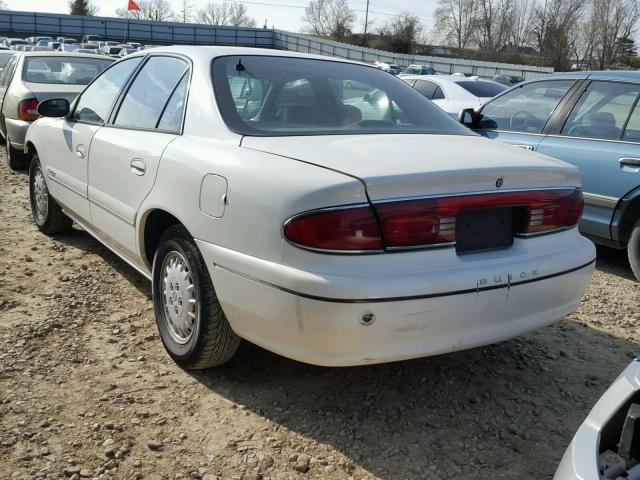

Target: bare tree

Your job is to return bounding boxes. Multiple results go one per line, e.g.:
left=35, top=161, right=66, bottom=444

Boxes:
left=377, top=12, right=424, bottom=53
left=302, top=0, right=356, bottom=40
left=197, top=1, right=256, bottom=27
left=532, top=0, right=587, bottom=69
left=179, top=0, right=194, bottom=23
left=509, top=0, right=535, bottom=49
left=433, top=0, right=478, bottom=48
left=115, top=0, right=174, bottom=20
left=475, top=0, right=513, bottom=50
left=590, top=0, right=640, bottom=68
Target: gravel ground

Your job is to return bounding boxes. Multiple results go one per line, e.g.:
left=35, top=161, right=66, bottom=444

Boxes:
left=0, top=152, right=639, bottom=480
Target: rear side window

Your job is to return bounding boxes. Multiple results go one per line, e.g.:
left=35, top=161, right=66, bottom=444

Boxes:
left=433, top=86, right=445, bottom=100
left=479, top=80, right=575, bottom=133
left=114, top=56, right=189, bottom=130
left=561, top=81, right=640, bottom=140
left=157, top=74, right=189, bottom=132
left=456, top=81, right=506, bottom=98
left=72, top=57, right=143, bottom=124
left=413, top=80, right=438, bottom=100
left=623, top=101, right=640, bottom=142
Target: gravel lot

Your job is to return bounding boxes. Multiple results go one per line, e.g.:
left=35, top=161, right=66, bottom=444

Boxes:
left=0, top=152, right=639, bottom=480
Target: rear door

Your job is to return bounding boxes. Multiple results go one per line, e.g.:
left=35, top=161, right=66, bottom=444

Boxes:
left=87, top=55, right=190, bottom=261
left=536, top=80, right=640, bottom=240
left=42, top=56, right=143, bottom=223
left=0, top=54, right=18, bottom=137
left=475, top=79, right=579, bottom=152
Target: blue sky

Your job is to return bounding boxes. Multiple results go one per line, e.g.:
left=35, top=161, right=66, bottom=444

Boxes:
left=5, top=0, right=438, bottom=32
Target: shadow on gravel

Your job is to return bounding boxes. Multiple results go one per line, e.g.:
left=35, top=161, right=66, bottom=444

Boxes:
left=54, top=227, right=151, bottom=298
left=192, top=324, right=638, bottom=478
left=595, top=245, right=636, bottom=281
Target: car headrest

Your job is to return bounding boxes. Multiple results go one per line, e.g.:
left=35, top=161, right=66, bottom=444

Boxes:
left=593, top=111, right=616, bottom=127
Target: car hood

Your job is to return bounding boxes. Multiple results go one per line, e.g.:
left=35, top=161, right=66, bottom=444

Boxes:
left=241, top=134, right=582, bottom=201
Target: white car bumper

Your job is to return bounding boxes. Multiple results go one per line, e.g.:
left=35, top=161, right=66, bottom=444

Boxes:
left=555, top=360, right=640, bottom=480
left=196, top=230, right=595, bottom=366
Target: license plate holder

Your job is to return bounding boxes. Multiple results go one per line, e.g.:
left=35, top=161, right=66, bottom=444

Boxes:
left=456, top=207, right=514, bottom=254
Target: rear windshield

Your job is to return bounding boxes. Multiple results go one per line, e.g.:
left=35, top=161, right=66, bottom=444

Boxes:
left=23, top=57, right=113, bottom=85
left=212, top=56, right=472, bottom=136
left=456, top=80, right=506, bottom=98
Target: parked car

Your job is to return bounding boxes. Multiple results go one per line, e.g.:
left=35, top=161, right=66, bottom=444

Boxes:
left=23, top=47, right=595, bottom=369
left=555, top=359, right=640, bottom=479
left=26, top=36, right=52, bottom=45
left=5, top=38, right=27, bottom=50
left=0, top=50, right=14, bottom=73
left=402, top=74, right=506, bottom=116
left=103, top=46, right=123, bottom=57
left=98, top=41, right=119, bottom=49
left=459, top=71, right=640, bottom=280
left=57, top=37, right=78, bottom=44
left=493, top=73, right=525, bottom=86
left=374, top=61, right=402, bottom=75
left=118, top=46, right=139, bottom=57
left=398, top=64, right=437, bottom=76
left=0, top=52, right=114, bottom=169
left=82, top=35, right=101, bottom=43
left=45, top=41, right=62, bottom=50
left=58, top=43, right=80, bottom=53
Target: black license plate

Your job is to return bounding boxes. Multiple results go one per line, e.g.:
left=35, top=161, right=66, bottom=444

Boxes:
left=456, top=207, right=514, bottom=254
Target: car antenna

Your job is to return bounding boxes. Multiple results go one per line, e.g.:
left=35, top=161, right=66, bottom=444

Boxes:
left=236, top=59, right=245, bottom=72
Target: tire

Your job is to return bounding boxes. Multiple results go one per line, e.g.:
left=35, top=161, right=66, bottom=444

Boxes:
left=628, top=220, right=640, bottom=281
left=29, top=155, right=73, bottom=235
left=152, top=224, right=240, bottom=369
left=6, top=135, right=29, bottom=170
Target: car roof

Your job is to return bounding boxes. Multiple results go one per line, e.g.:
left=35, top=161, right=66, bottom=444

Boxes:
left=523, top=70, right=640, bottom=83
left=20, top=51, right=114, bottom=60
left=400, top=74, right=498, bottom=84
left=127, top=45, right=367, bottom=67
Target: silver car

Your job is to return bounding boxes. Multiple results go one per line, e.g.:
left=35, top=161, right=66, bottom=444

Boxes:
left=0, top=52, right=114, bottom=169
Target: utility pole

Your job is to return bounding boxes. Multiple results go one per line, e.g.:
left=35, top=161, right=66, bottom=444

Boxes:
left=362, top=0, right=370, bottom=47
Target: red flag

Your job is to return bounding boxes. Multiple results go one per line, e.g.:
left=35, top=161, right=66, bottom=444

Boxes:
left=128, top=0, right=141, bottom=10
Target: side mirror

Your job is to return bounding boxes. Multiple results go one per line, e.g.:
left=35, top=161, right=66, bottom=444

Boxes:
left=37, top=98, right=70, bottom=117
left=458, top=107, right=478, bottom=128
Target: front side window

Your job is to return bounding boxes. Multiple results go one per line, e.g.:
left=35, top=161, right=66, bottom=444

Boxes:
left=213, top=56, right=471, bottom=136
left=72, top=57, right=143, bottom=124
left=114, top=56, right=189, bottom=130
left=23, top=57, right=113, bottom=85
left=478, top=80, right=575, bottom=133
left=561, top=81, right=640, bottom=140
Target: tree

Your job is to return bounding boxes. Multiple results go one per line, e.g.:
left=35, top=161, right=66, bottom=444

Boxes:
left=433, top=0, right=478, bottom=48
left=115, top=0, right=174, bottom=21
left=302, top=0, right=356, bottom=40
left=475, top=0, right=513, bottom=50
left=590, top=0, right=640, bottom=68
left=197, top=2, right=256, bottom=27
left=508, top=0, right=535, bottom=50
left=179, top=0, right=194, bottom=23
left=69, top=0, right=97, bottom=16
left=0, top=0, right=8, bottom=9
left=377, top=13, right=424, bottom=53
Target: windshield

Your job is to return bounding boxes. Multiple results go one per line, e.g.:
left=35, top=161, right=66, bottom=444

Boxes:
left=212, top=56, right=472, bottom=137
left=23, top=57, right=113, bottom=85
left=456, top=80, right=506, bottom=98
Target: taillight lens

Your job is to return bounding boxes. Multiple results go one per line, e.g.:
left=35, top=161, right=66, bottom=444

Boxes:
left=376, top=189, right=583, bottom=248
left=18, top=98, right=39, bottom=121
left=283, top=189, right=582, bottom=252
left=283, top=206, right=383, bottom=251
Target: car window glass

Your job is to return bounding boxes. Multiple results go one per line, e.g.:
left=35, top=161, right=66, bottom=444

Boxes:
left=479, top=80, right=575, bottom=133
left=456, top=81, right=506, bottom=98
left=561, top=81, right=640, bottom=140
left=72, top=57, right=142, bottom=124
left=157, top=73, right=188, bottom=131
left=432, top=86, right=445, bottom=100
left=623, top=101, right=640, bottom=142
left=413, top=80, right=438, bottom=100
left=23, top=57, right=112, bottom=85
left=1, top=56, right=17, bottom=87
left=114, top=56, right=188, bottom=130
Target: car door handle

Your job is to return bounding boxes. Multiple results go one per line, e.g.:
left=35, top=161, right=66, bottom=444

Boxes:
left=619, top=157, right=640, bottom=167
left=75, top=144, right=85, bottom=158
left=130, top=159, right=146, bottom=176
left=513, top=144, right=534, bottom=151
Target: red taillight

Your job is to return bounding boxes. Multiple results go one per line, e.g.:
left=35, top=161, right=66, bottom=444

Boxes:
left=376, top=189, right=583, bottom=248
left=18, top=99, right=39, bottom=121
left=283, top=206, right=384, bottom=251
left=284, top=189, right=582, bottom=252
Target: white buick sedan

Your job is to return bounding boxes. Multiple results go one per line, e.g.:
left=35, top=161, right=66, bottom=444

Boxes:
left=25, top=46, right=596, bottom=369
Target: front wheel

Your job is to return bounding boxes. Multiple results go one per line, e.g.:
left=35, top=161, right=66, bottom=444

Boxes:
left=152, top=225, right=240, bottom=369
left=628, top=220, right=640, bottom=281
left=29, top=156, right=73, bottom=235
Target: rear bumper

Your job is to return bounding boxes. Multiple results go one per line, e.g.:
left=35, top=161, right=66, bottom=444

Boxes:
left=4, top=117, right=31, bottom=148
left=197, top=231, right=595, bottom=366
left=554, top=360, right=640, bottom=479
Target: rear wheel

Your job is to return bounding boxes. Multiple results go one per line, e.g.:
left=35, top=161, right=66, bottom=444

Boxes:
left=152, top=225, right=240, bottom=369
left=6, top=135, right=29, bottom=170
left=29, top=155, right=73, bottom=235
left=628, top=220, right=640, bottom=281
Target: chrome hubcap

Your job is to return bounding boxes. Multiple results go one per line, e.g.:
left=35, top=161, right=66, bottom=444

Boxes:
left=33, top=166, right=48, bottom=223
left=161, top=252, right=197, bottom=344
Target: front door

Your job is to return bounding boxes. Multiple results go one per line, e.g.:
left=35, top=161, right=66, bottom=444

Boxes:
left=536, top=80, right=640, bottom=240
left=87, top=55, right=189, bottom=261
left=474, top=79, right=578, bottom=152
